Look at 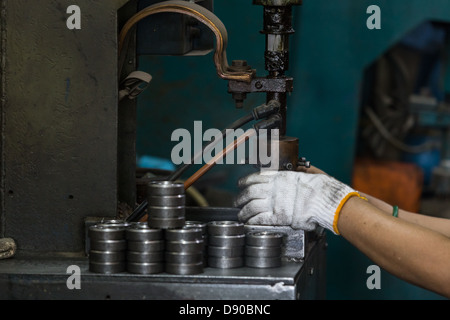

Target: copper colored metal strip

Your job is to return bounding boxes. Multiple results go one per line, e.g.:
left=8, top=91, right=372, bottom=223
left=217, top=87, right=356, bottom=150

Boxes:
left=118, top=0, right=254, bottom=82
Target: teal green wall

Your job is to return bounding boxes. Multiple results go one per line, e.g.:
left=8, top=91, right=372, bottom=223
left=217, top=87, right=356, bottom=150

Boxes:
left=136, top=0, right=449, bottom=299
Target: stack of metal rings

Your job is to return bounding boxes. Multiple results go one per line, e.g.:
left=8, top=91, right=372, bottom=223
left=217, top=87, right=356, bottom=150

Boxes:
left=147, top=181, right=185, bottom=229
left=207, top=221, right=245, bottom=269
left=88, top=224, right=127, bottom=274
left=165, top=227, right=204, bottom=275
left=245, top=231, right=284, bottom=268
left=126, top=222, right=164, bottom=274
left=185, top=221, right=208, bottom=266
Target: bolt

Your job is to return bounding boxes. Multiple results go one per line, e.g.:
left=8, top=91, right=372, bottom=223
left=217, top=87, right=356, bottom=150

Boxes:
left=255, top=81, right=263, bottom=90
left=284, top=163, right=293, bottom=170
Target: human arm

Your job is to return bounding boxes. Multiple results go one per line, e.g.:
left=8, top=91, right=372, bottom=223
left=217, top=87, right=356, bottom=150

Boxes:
left=236, top=170, right=450, bottom=298
left=338, top=196, right=450, bottom=298
left=359, top=192, right=450, bottom=237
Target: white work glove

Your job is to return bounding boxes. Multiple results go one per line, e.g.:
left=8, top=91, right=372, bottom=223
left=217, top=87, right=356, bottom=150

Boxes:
left=235, top=170, right=362, bottom=235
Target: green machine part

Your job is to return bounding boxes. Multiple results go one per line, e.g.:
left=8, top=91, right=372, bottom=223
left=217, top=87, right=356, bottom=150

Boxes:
left=136, top=0, right=449, bottom=299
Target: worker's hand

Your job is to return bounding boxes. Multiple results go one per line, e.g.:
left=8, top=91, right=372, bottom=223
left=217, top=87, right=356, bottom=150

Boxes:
left=235, top=170, right=361, bottom=234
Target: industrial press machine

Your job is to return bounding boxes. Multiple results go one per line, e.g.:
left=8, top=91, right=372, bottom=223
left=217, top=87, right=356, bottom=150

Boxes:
left=0, top=0, right=327, bottom=299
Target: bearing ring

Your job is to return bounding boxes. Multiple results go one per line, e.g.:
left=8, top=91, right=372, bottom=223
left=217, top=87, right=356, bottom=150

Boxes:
left=127, top=240, right=165, bottom=252
left=207, top=234, right=245, bottom=247
left=88, top=224, right=127, bottom=274
left=148, top=216, right=185, bottom=229
left=207, top=256, right=244, bottom=269
left=126, top=223, right=163, bottom=241
left=89, top=239, right=126, bottom=252
left=245, top=231, right=284, bottom=247
left=245, top=256, right=282, bottom=268
left=88, top=225, right=126, bottom=241
left=165, top=227, right=203, bottom=242
left=126, top=251, right=164, bottom=263
left=244, top=232, right=284, bottom=269
left=147, top=181, right=185, bottom=196
left=207, top=221, right=245, bottom=236
left=148, top=195, right=185, bottom=207
left=165, top=262, right=204, bottom=275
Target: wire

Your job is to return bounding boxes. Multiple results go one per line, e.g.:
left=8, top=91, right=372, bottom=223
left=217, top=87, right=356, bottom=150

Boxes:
left=167, top=113, right=254, bottom=181
left=184, top=129, right=256, bottom=189
left=126, top=129, right=256, bottom=222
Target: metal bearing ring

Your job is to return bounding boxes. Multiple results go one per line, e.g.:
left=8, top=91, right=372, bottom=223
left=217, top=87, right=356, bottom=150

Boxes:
left=147, top=195, right=185, bottom=207
left=89, top=250, right=126, bottom=263
left=148, top=216, right=185, bottom=229
left=88, top=225, right=126, bottom=241
left=207, top=256, right=244, bottom=269
left=244, top=245, right=282, bottom=258
left=99, top=219, right=131, bottom=228
left=245, top=256, right=282, bottom=268
left=126, top=251, right=164, bottom=263
left=89, top=239, right=127, bottom=252
left=165, top=262, right=204, bottom=275
left=148, top=206, right=185, bottom=219
left=185, top=221, right=207, bottom=234
left=165, top=227, right=203, bottom=241
left=127, top=240, right=165, bottom=252
left=165, top=252, right=203, bottom=264
left=165, top=239, right=204, bottom=253
left=207, top=234, right=245, bottom=247
left=126, top=262, right=164, bottom=275
left=147, top=181, right=185, bottom=196
left=126, top=223, right=163, bottom=241
left=245, top=231, right=284, bottom=247
left=207, top=245, right=244, bottom=258
left=207, top=221, right=245, bottom=236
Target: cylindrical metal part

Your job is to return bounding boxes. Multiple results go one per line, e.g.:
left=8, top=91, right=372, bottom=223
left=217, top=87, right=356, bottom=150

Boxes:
left=208, top=245, right=245, bottom=258
left=245, top=245, right=282, bottom=258
left=208, top=256, right=244, bottom=269
left=207, top=221, right=245, bottom=236
left=245, top=256, right=282, bottom=268
left=89, top=250, right=126, bottom=263
left=147, top=206, right=185, bottom=218
left=126, top=251, right=164, bottom=263
left=148, top=216, right=185, bottom=229
left=126, top=262, right=164, bottom=275
left=165, top=240, right=204, bottom=253
left=165, top=262, right=204, bottom=275
left=147, top=195, right=185, bottom=207
left=165, top=252, right=203, bottom=264
left=147, top=181, right=185, bottom=196
left=127, top=240, right=165, bottom=252
left=185, top=221, right=207, bottom=234
left=89, top=239, right=127, bottom=252
left=246, top=231, right=284, bottom=247
left=208, top=234, right=245, bottom=247
left=89, top=261, right=126, bottom=274
left=88, top=225, right=126, bottom=241
left=99, top=219, right=131, bottom=228
left=165, top=227, right=203, bottom=242
left=126, top=223, right=163, bottom=241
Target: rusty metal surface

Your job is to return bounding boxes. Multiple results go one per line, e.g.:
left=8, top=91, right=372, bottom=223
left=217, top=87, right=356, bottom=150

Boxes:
left=0, top=0, right=128, bottom=252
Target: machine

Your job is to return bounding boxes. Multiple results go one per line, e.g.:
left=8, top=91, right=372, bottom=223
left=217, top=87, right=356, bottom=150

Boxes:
left=0, top=0, right=326, bottom=300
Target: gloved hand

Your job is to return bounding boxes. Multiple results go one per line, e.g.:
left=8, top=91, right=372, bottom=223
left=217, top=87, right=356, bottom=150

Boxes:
left=235, top=170, right=362, bottom=235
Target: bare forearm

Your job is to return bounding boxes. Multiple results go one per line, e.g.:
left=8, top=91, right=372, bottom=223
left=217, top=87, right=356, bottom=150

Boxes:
left=338, top=197, right=450, bottom=298
left=359, top=192, right=450, bottom=237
